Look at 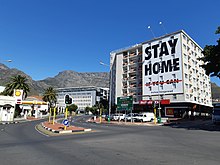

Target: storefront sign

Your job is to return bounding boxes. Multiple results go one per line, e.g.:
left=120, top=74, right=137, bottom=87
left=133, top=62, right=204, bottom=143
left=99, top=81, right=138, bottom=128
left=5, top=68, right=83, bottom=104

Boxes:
left=139, top=99, right=170, bottom=105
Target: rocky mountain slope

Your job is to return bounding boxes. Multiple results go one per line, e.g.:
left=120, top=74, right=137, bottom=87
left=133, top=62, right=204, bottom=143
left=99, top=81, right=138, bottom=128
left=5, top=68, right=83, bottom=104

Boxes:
left=0, top=63, right=109, bottom=95
left=211, top=83, right=220, bottom=99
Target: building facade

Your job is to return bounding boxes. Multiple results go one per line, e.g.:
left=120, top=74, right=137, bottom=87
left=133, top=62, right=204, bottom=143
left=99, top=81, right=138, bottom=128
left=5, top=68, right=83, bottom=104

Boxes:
left=0, top=96, right=15, bottom=122
left=56, top=86, right=109, bottom=113
left=110, top=30, right=212, bottom=117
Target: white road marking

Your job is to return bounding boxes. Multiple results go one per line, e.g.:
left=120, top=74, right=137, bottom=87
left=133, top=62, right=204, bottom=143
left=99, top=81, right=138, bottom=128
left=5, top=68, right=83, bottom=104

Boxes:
left=35, top=125, right=50, bottom=137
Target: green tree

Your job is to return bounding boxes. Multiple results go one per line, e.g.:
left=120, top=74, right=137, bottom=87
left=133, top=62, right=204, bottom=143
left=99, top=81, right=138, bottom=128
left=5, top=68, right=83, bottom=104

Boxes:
left=200, top=26, right=220, bottom=78
left=85, top=106, right=91, bottom=114
left=42, top=87, right=57, bottom=109
left=89, top=105, right=98, bottom=115
left=67, top=104, right=78, bottom=116
left=3, top=75, right=30, bottom=98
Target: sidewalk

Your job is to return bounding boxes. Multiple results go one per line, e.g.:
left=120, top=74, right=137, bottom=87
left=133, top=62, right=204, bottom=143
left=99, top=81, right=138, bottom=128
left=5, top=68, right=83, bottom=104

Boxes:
left=88, top=117, right=164, bottom=126
left=0, top=116, right=39, bottom=124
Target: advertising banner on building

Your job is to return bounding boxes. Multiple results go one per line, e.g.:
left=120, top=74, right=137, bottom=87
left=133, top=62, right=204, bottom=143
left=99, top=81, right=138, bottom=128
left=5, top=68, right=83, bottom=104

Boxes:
left=142, top=33, right=183, bottom=96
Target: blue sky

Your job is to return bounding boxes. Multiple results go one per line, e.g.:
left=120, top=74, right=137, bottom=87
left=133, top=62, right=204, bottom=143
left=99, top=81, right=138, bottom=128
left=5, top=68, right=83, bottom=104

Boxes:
left=0, top=0, right=219, bottom=86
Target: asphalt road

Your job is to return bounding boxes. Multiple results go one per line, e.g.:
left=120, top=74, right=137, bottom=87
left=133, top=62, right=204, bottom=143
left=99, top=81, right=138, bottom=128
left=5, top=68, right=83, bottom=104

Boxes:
left=0, top=116, right=220, bottom=165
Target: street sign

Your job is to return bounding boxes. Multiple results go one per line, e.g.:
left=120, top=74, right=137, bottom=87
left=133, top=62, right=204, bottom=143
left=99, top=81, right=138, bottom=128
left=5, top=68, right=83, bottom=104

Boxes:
left=117, top=96, right=133, bottom=111
left=62, top=119, right=69, bottom=126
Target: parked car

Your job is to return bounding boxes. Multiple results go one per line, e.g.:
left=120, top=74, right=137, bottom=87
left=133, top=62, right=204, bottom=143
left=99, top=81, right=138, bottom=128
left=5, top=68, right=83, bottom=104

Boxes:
left=124, top=113, right=138, bottom=121
left=135, top=112, right=155, bottom=122
left=105, top=114, right=114, bottom=121
left=212, top=103, right=220, bottom=124
left=113, top=113, right=126, bottom=121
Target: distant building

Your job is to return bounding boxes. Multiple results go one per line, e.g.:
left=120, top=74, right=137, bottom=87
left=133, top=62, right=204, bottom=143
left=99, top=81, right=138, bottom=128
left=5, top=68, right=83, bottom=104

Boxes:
left=0, top=86, right=5, bottom=93
left=56, top=86, right=109, bottom=113
left=20, top=96, right=48, bottom=118
left=110, top=30, right=212, bottom=117
left=0, top=96, right=15, bottom=122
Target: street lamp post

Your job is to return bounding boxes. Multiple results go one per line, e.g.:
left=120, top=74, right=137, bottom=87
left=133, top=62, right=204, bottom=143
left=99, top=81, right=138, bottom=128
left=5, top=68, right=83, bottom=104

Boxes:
left=100, top=61, right=111, bottom=122
left=157, top=58, right=162, bottom=123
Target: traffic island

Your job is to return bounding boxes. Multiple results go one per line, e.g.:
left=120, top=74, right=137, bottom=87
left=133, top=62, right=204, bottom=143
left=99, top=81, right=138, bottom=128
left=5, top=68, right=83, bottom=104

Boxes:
left=42, top=121, right=92, bottom=134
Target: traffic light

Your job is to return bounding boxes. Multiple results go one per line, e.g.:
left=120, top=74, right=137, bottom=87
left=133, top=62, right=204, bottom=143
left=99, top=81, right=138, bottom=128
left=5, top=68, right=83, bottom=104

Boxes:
left=152, top=101, right=156, bottom=108
left=69, top=97, right=72, bottom=104
left=65, top=95, right=69, bottom=104
left=65, top=94, right=72, bottom=104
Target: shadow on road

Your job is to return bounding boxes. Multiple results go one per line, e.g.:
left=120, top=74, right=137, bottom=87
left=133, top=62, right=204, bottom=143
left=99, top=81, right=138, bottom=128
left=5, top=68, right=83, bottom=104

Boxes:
left=163, top=118, right=220, bottom=132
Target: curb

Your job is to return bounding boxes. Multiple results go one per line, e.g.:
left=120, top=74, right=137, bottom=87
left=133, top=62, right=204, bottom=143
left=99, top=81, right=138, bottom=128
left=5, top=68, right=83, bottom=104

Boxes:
left=88, top=120, right=164, bottom=126
left=41, top=123, right=92, bottom=134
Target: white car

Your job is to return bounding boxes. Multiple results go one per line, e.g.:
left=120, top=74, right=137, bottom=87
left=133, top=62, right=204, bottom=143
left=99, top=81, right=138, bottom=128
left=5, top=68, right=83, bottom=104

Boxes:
left=124, top=113, right=138, bottom=121
left=135, top=112, right=155, bottom=122
left=113, top=114, right=126, bottom=121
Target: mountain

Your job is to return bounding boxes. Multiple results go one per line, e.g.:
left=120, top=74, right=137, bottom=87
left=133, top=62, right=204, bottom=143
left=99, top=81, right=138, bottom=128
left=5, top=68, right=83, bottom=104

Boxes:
left=38, top=70, right=109, bottom=89
left=0, top=63, right=219, bottom=99
left=0, top=63, right=109, bottom=95
left=211, top=83, right=220, bottom=99
left=0, top=63, right=46, bottom=95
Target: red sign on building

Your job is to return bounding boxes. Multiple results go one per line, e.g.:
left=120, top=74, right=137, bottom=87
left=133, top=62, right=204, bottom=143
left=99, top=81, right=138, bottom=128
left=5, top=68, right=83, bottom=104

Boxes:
left=139, top=99, right=170, bottom=105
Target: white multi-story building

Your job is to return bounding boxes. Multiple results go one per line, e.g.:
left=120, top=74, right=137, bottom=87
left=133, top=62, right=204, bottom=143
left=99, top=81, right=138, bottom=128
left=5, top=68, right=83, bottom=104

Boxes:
left=110, top=30, right=212, bottom=117
left=56, top=86, right=109, bottom=113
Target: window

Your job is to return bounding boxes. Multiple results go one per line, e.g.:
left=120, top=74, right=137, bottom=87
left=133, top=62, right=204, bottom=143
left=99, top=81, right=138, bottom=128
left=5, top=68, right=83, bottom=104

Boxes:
left=183, top=35, right=186, bottom=40
left=184, top=63, right=187, bottom=70
left=186, top=94, right=189, bottom=99
left=184, top=54, right=187, bottom=60
left=187, top=46, right=190, bottom=51
left=183, top=44, right=186, bottom=50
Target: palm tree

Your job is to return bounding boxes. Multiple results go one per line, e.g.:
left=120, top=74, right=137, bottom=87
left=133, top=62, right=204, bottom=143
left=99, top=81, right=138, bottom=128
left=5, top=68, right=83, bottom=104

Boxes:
left=42, top=87, right=57, bottom=108
left=3, top=75, right=30, bottom=98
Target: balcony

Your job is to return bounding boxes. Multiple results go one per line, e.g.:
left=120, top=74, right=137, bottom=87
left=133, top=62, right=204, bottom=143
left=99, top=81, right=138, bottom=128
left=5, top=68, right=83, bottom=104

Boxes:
left=127, top=78, right=136, bottom=82
left=123, top=63, right=128, bottom=66
left=128, top=84, right=137, bottom=88
left=128, top=61, right=136, bottom=66
left=122, top=78, right=128, bottom=82
left=123, top=55, right=128, bottom=59
left=129, top=53, right=136, bottom=58
left=138, top=51, right=142, bottom=55
left=128, top=69, right=136, bottom=74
